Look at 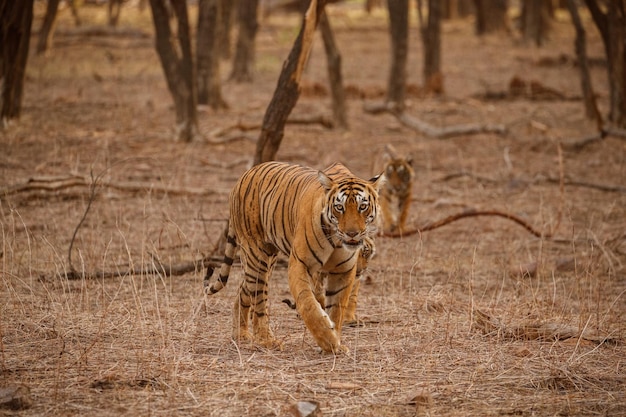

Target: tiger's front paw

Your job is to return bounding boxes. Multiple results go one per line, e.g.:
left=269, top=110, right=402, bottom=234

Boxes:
left=317, top=339, right=349, bottom=355
left=256, top=336, right=285, bottom=351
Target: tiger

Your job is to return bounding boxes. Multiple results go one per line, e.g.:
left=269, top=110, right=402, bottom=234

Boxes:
left=204, top=161, right=384, bottom=354
left=282, top=235, right=375, bottom=325
left=377, top=144, right=415, bottom=235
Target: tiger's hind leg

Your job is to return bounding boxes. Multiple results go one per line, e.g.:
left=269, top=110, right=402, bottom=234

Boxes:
left=233, top=246, right=282, bottom=350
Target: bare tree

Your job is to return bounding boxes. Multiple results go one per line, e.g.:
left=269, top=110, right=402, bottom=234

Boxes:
left=109, top=0, right=123, bottom=26
left=219, top=0, right=236, bottom=59
left=231, top=0, right=259, bottom=82
left=0, top=0, right=34, bottom=125
left=148, top=0, right=198, bottom=141
left=521, top=0, right=551, bottom=46
left=584, top=0, right=625, bottom=128
left=420, top=0, right=443, bottom=94
left=319, top=11, right=348, bottom=128
left=442, top=0, right=474, bottom=19
left=36, top=0, right=61, bottom=55
left=254, top=0, right=329, bottom=165
left=473, top=0, right=508, bottom=35
left=567, top=0, right=602, bottom=125
left=197, top=0, right=228, bottom=109
left=386, top=0, right=409, bottom=112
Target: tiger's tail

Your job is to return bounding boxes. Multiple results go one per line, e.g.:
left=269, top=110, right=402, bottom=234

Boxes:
left=204, top=230, right=237, bottom=295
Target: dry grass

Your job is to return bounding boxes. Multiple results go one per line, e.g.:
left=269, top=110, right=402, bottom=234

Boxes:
left=1, top=3, right=625, bottom=416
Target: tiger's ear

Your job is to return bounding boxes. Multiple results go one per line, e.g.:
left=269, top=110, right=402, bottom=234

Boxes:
left=318, top=171, right=334, bottom=191
left=369, top=173, right=386, bottom=192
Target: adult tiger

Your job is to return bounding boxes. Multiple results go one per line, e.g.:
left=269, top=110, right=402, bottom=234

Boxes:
left=204, top=161, right=384, bottom=353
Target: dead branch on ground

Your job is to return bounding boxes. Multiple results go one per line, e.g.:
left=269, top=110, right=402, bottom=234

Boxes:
left=562, top=126, right=626, bottom=151
left=207, top=114, right=335, bottom=145
left=473, top=309, right=619, bottom=345
left=2, top=175, right=221, bottom=197
left=62, top=257, right=219, bottom=280
left=383, top=209, right=547, bottom=239
left=363, top=101, right=506, bottom=138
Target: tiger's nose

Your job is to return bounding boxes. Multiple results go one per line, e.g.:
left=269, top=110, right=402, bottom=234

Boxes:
left=346, top=231, right=359, bottom=238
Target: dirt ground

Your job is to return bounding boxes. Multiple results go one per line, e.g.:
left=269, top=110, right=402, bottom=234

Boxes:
left=1, top=3, right=625, bottom=416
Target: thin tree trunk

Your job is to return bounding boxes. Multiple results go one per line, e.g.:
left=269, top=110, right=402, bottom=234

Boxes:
left=254, top=0, right=329, bottom=165
left=473, top=0, right=508, bottom=35
left=567, top=0, right=602, bottom=125
left=0, top=0, right=34, bottom=124
left=36, top=0, right=61, bottom=55
left=148, top=0, right=198, bottom=141
left=606, top=0, right=625, bottom=126
left=319, top=11, right=348, bottom=129
left=197, top=0, right=227, bottom=109
left=584, top=0, right=626, bottom=128
left=108, top=0, right=122, bottom=26
left=521, top=0, right=551, bottom=46
left=386, top=0, right=409, bottom=112
left=422, top=0, right=443, bottom=93
left=219, top=0, right=236, bottom=59
left=230, top=0, right=259, bottom=82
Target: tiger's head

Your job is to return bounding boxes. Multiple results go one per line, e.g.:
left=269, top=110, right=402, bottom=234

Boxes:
left=383, top=156, right=414, bottom=194
left=318, top=171, right=384, bottom=248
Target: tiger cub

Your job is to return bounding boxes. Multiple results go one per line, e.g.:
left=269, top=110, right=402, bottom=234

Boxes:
left=377, top=144, right=414, bottom=235
left=283, top=235, right=375, bottom=325
left=204, top=161, right=384, bottom=354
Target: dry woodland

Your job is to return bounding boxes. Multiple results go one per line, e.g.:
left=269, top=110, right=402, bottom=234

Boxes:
left=1, top=3, right=625, bottom=416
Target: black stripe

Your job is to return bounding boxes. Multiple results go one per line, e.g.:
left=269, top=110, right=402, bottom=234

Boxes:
left=326, top=284, right=350, bottom=297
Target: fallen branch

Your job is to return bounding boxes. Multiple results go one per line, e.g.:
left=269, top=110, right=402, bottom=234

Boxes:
left=63, top=256, right=220, bottom=280
left=383, top=209, right=547, bottom=239
left=396, top=112, right=507, bottom=138
left=208, top=113, right=335, bottom=145
left=2, top=175, right=221, bottom=197
left=546, top=177, right=626, bottom=194
left=473, top=309, right=619, bottom=345
left=363, top=102, right=507, bottom=138
left=563, top=126, right=626, bottom=151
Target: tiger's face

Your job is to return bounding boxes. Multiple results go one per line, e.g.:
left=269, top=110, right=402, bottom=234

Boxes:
left=384, top=158, right=414, bottom=194
left=318, top=172, right=384, bottom=248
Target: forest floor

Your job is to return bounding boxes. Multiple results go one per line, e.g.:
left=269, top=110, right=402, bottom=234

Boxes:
left=1, top=2, right=625, bottom=416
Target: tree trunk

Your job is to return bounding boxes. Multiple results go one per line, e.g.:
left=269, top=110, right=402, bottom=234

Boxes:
left=148, top=0, right=198, bottom=141
left=473, top=0, right=508, bottom=35
left=606, top=0, right=625, bottom=127
left=566, top=0, right=602, bottom=125
left=386, top=0, right=409, bottom=112
left=36, top=0, right=61, bottom=55
left=584, top=0, right=626, bottom=128
left=219, top=0, right=236, bottom=59
left=521, top=0, right=551, bottom=46
left=319, top=11, right=348, bottom=129
left=69, top=0, right=82, bottom=26
left=197, top=0, right=228, bottom=109
left=442, top=0, right=474, bottom=19
left=0, top=0, right=34, bottom=124
left=254, top=0, right=329, bottom=165
left=422, top=0, right=443, bottom=94
left=108, top=0, right=122, bottom=26
left=230, top=0, right=259, bottom=82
